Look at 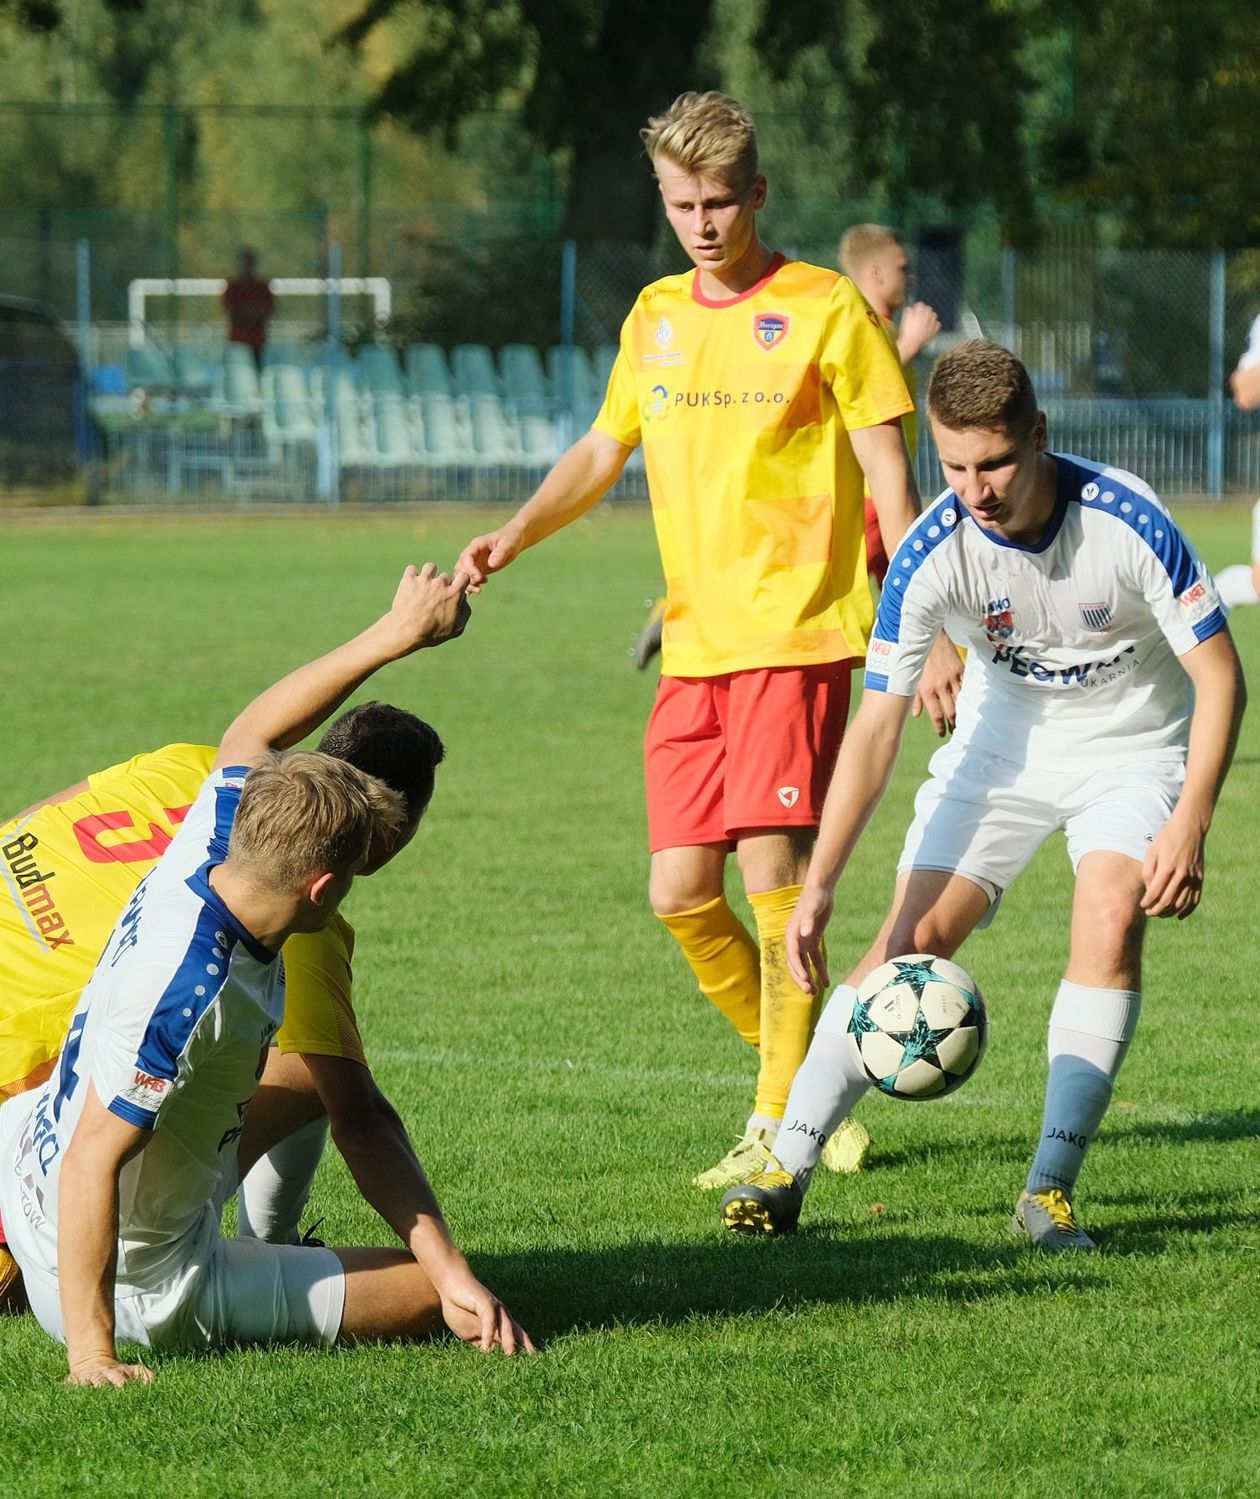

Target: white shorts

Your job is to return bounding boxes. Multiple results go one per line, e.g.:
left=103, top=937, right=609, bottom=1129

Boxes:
left=897, top=743, right=1184, bottom=916
left=23, top=1232, right=345, bottom=1351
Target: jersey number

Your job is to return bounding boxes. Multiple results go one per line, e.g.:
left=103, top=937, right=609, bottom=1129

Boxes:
left=72, top=805, right=192, bottom=864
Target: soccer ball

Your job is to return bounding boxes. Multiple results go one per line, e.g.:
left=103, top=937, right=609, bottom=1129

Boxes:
left=846, top=954, right=987, bottom=1100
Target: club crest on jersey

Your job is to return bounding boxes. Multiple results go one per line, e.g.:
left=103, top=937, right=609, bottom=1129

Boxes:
left=1079, top=601, right=1114, bottom=631
left=655, top=317, right=674, bottom=347
left=982, top=597, right=1016, bottom=642
left=753, top=313, right=790, bottom=350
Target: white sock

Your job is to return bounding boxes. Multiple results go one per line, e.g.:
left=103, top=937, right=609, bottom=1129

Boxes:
left=772, top=985, right=873, bottom=1188
left=746, top=1112, right=780, bottom=1137
left=238, top=1115, right=329, bottom=1244
left=1025, top=981, right=1141, bottom=1196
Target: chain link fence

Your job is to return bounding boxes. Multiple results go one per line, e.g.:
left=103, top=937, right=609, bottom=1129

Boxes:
left=1, top=216, right=1258, bottom=507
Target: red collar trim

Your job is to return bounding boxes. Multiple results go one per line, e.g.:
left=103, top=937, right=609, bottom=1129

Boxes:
left=690, top=251, right=786, bottom=308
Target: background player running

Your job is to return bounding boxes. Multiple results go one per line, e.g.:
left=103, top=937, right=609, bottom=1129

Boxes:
left=457, top=91, right=960, bottom=1193
left=0, top=565, right=534, bottom=1383
left=838, top=223, right=941, bottom=586
left=719, top=340, right=1245, bottom=1247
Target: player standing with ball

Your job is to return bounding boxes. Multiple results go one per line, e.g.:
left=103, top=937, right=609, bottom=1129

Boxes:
left=457, top=92, right=960, bottom=1192
left=721, top=340, right=1246, bottom=1246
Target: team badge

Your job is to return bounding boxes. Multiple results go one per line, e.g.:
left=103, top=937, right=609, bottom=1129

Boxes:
left=655, top=317, right=674, bottom=347
left=640, top=384, right=671, bottom=423
left=1079, top=601, right=1114, bottom=631
left=753, top=313, right=790, bottom=350
left=982, top=607, right=1016, bottom=642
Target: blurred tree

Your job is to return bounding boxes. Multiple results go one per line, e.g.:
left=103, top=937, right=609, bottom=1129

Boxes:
left=335, top=0, right=716, bottom=243
left=1026, top=0, right=1260, bottom=248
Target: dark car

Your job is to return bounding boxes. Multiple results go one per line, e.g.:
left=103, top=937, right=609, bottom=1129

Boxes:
left=0, top=295, right=82, bottom=484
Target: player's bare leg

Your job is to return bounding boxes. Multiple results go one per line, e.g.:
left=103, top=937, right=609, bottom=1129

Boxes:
left=334, top=1247, right=533, bottom=1354
left=1015, top=852, right=1146, bottom=1252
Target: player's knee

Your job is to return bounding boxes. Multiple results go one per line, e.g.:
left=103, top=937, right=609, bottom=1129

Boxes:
left=648, top=869, right=722, bottom=917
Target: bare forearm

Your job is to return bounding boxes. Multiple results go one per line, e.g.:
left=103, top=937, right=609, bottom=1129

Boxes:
left=805, top=700, right=908, bottom=892
left=221, top=618, right=407, bottom=760
left=853, top=422, right=921, bottom=557
left=333, top=1111, right=465, bottom=1277
left=58, top=1152, right=122, bottom=1371
left=1177, top=653, right=1247, bottom=829
left=509, top=435, right=628, bottom=551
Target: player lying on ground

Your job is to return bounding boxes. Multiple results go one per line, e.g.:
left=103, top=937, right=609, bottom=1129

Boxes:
left=456, top=91, right=961, bottom=1195
left=1, top=705, right=461, bottom=1309
left=0, top=565, right=533, bottom=1383
left=719, top=340, right=1246, bottom=1248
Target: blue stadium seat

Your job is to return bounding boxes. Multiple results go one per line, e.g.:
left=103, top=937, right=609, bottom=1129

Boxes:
left=418, top=394, right=472, bottom=465
left=500, top=344, right=550, bottom=404
left=547, top=346, right=598, bottom=408
left=359, top=346, right=405, bottom=398
left=468, top=394, right=519, bottom=464
left=125, top=343, right=174, bottom=392
left=452, top=344, right=500, bottom=398
left=406, top=344, right=454, bottom=398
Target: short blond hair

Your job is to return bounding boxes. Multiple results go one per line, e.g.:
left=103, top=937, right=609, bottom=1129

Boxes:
left=838, top=223, right=903, bottom=279
left=927, top=339, right=1038, bottom=439
left=641, top=91, right=759, bottom=193
left=229, top=750, right=405, bottom=892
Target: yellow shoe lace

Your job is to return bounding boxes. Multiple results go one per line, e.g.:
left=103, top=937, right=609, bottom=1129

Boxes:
left=1031, top=1187, right=1081, bottom=1233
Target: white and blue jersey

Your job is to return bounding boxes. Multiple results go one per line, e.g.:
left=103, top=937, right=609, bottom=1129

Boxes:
left=866, top=454, right=1225, bottom=769
left=0, top=766, right=284, bottom=1295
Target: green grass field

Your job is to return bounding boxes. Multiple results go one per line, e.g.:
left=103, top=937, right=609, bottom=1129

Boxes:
left=1, top=501, right=1257, bottom=1498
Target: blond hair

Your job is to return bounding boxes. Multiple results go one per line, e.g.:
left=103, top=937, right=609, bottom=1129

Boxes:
left=927, top=339, right=1038, bottom=438
left=228, top=750, right=405, bottom=893
left=641, top=91, right=759, bottom=193
left=838, top=223, right=903, bottom=280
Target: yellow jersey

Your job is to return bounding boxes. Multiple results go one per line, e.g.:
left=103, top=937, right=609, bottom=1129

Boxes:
left=594, top=255, right=913, bottom=677
left=0, top=744, right=366, bottom=1100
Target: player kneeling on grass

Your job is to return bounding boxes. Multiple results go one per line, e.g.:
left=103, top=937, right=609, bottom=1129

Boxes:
left=720, top=340, right=1246, bottom=1249
left=0, top=566, right=532, bottom=1384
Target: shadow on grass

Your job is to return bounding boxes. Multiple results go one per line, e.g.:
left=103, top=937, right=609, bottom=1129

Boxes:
left=1088, top=1184, right=1258, bottom=1256
left=858, top=1131, right=1031, bottom=1172
left=471, top=1230, right=1106, bottom=1341
left=1112, top=1107, right=1260, bottom=1146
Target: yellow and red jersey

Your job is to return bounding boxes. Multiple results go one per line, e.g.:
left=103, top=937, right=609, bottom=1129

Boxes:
left=594, top=255, right=913, bottom=677
left=0, top=743, right=365, bottom=1101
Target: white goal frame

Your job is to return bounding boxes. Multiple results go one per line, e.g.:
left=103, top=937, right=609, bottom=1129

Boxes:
left=127, top=277, right=392, bottom=346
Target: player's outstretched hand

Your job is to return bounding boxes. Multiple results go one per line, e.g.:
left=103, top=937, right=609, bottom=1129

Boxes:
left=440, top=1270, right=536, bottom=1357
left=1141, top=814, right=1205, bottom=920
left=900, top=301, right=942, bottom=362
left=65, top=1356, right=155, bottom=1388
left=912, top=632, right=964, bottom=737
left=455, top=522, right=526, bottom=594
left=787, top=884, right=835, bottom=995
left=385, top=563, right=472, bottom=655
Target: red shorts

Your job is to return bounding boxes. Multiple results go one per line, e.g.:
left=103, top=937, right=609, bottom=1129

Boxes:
left=864, top=495, right=889, bottom=586
left=644, top=663, right=852, bottom=852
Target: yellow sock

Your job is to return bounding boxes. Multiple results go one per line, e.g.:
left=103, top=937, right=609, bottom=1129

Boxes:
left=657, top=894, right=761, bottom=1048
left=749, top=884, right=821, bottom=1120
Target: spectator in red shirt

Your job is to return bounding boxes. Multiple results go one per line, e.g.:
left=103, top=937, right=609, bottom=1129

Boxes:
left=222, top=247, right=276, bottom=369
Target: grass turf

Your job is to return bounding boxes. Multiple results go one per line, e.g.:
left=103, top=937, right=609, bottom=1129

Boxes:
left=1, top=500, right=1257, bottom=1498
